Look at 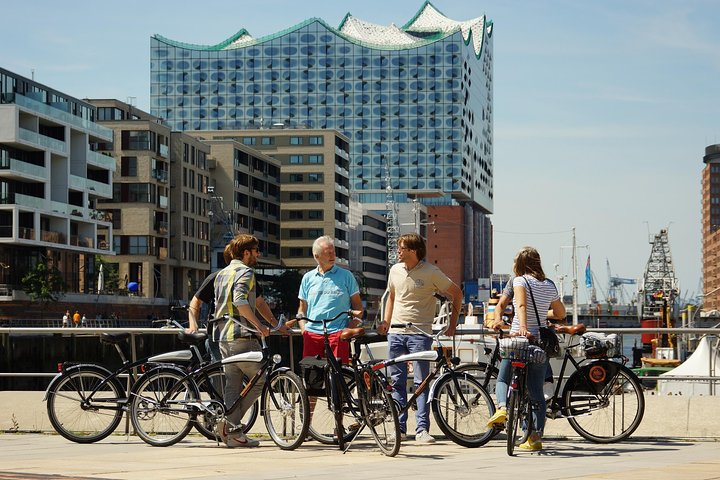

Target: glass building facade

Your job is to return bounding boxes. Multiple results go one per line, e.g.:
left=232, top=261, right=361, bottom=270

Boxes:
left=150, top=3, right=494, bottom=214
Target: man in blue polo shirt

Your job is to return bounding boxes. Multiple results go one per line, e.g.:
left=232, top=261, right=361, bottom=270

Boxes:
left=297, top=235, right=363, bottom=363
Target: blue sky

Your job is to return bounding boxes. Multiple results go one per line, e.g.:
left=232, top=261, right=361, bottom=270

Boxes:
left=3, top=0, right=719, bottom=304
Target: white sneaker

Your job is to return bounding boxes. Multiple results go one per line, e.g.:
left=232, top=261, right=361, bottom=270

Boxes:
left=415, top=430, right=436, bottom=443
left=225, top=431, right=259, bottom=448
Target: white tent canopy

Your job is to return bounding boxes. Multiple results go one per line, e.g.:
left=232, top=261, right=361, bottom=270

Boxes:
left=658, top=336, right=720, bottom=396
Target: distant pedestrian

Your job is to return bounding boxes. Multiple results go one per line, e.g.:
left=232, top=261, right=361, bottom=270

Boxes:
left=81, top=314, right=87, bottom=327
left=72, top=310, right=81, bottom=327
left=62, top=310, right=70, bottom=328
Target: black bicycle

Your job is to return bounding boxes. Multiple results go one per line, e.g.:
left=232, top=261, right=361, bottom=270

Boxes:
left=298, top=311, right=401, bottom=457
left=459, top=324, right=645, bottom=444
left=45, top=317, right=209, bottom=443
left=374, top=322, right=497, bottom=448
left=128, top=317, right=310, bottom=449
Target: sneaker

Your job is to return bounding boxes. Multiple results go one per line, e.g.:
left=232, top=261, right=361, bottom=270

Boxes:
left=225, top=431, right=260, bottom=448
left=399, top=432, right=408, bottom=441
left=486, top=407, right=507, bottom=428
left=519, top=437, right=542, bottom=451
left=415, top=430, right=436, bottom=443
left=215, top=420, right=229, bottom=443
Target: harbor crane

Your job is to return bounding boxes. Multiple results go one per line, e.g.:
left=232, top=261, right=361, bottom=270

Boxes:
left=606, top=259, right=637, bottom=305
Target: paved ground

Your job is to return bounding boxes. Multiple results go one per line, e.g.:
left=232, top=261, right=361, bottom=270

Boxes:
left=0, top=432, right=718, bottom=480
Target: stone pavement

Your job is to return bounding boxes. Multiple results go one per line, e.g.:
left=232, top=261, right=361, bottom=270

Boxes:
left=0, top=432, right=718, bottom=480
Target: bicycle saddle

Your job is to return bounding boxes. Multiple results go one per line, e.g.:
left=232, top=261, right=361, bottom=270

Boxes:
left=555, top=324, right=586, bottom=335
left=177, top=331, right=207, bottom=344
left=340, top=327, right=365, bottom=341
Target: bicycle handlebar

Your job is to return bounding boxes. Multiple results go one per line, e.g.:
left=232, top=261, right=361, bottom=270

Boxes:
left=296, top=310, right=353, bottom=325
left=391, top=322, right=448, bottom=342
left=152, top=318, right=186, bottom=329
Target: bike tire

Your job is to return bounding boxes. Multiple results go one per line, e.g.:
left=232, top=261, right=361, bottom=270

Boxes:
left=363, top=370, right=401, bottom=457
left=263, top=371, right=310, bottom=450
left=431, top=373, right=495, bottom=448
left=46, top=368, right=125, bottom=443
left=193, top=367, right=258, bottom=440
left=506, top=368, right=530, bottom=456
left=454, top=362, right=499, bottom=396
left=129, top=367, right=197, bottom=447
left=308, top=368, right=356, bottom=445
left=563, top=361, right=645, bottom=443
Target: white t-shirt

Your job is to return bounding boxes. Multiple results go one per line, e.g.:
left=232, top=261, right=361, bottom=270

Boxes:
left=510, top=275, right=559, bottom=337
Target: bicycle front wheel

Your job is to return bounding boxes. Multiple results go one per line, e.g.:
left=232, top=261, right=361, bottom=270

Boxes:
left=129, top=368, right=197, bottom=447
left=193, top=367, right=258, bottom=440
left=363, top=371, right=400, bottom=457
left=432, top=373, right=495, bottom=448
left=308, top=368, right=356, bottom=445
left=46, top=368, right=125, bottom=443
left=506, top=370, right=531, bottom=456
left=563, top=362, right=644, bottom=443
left=263, top=371, right=310, bottom=450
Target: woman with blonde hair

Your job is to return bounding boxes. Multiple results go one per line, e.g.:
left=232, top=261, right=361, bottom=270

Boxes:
left=486, top=247, right=565, bottom=451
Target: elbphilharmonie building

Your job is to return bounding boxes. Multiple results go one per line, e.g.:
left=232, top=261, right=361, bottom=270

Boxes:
left=151, top=2, right=494, bottom=277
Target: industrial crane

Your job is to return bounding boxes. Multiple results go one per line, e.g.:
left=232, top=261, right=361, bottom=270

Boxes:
left=606, top=258, right=637, bottom=305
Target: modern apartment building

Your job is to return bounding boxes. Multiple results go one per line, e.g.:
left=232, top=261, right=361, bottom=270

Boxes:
left=0, top=67, right=114, bottom=302
left=189, top=128, right=349, bottom=270
left=150, top=2, right=494, bottom=282
left=702, top=143, right=720, bottom=311
left=349, top=201, right=387, bottom=317
left=89, top=99, right=211, bottom=302
left=182, top=133, right=282, bottom=270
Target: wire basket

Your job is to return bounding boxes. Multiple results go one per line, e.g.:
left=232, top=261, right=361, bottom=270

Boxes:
left=582, top=332, right=620, bottom=358
left=499, top=337, right=547, bottom=363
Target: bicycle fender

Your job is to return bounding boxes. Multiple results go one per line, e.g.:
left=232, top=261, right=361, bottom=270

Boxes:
left=129, top=364, right=188, bottom=395
left=427, top=371, right=477, bottom=404
left=43, top=364, right=118, bottom=401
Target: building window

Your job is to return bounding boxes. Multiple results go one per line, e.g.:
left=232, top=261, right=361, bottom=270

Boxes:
left=242, top=137, right=256, bottom=145
left=289, top=211, right=304, bottom=220
left=309, top=136, right=323, bottom=145
left=289, top=192, right=303, bottom=201
left=290, top=136, right=303, bottom=145
left=307, top=173, right=323, bottom=182
left=289, top=173, right=304, bottom=182
left=308, top=210, right=323, bottom=220
left=261, top=137, right=274, bottom=145
left=120, top=156, right=138, bottom=176
left=308, top=155, right=323, bottom=164
left=308, top=191, right=323, bottom=201
left=290, top=155, right=303, bottom=164
left=128, top=236, right=149, bottom=255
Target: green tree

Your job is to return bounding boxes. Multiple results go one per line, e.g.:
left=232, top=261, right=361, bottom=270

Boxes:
left=21, top=256, right=66, bottom=314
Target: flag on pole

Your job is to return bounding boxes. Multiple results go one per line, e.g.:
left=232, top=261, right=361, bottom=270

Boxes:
left=585, top=255, right=593, bottom=289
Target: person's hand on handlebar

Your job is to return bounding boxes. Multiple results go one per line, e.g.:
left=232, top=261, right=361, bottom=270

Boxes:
left=376, top=321, right=389, bottom=335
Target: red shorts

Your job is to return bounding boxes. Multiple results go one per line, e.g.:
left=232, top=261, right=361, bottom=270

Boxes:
left=302, top=330, right=350, bottom=364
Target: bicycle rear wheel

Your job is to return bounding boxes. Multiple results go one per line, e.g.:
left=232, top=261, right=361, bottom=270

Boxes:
left=263, top=371, right=310, bottom=450
left=431, top=373, right=495, bottom=448
left=193, top=367, right=258, bottom=440
left=363, top=371, right=400, bottom=457
left=506, top=369, right=531, bottom=456
left=130, top=368, right=197, bottom=447
left=46, top=368, right=124, bottom=443
left=308, top=368, right=356, bottom=445
left=563, top=362, right=644, bottom=443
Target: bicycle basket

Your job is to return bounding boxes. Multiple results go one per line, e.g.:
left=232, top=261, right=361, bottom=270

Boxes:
left=526, top=345, right=547, bottom=364
left=582, top=332, right=620, bottom=358
left=499, top=336, right=530, bottom=360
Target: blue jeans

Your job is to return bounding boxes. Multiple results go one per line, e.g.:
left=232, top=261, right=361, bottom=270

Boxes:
left=496, top=358, right=547, bottom=434
left=388, top=334, right=432, bottom=434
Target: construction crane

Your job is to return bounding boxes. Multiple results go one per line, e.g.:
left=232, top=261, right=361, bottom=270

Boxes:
left=639, top=228, right=678, bottom=319
left=606, top=258, right=637, bottom=305
left=207, top=185, right=235, bottom=270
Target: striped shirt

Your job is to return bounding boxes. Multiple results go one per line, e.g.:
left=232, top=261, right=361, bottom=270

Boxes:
left=510, top=275, right=559, bottom=337
left=213, top=259, right=256, bottom=341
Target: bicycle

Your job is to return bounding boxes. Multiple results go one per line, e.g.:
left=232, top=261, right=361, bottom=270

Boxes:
left=461, top=324, right=645, bottom=445
left=128, top=316, right=310, bottom=450
left=373, top=322, right=496, bottom=448
left=44, top=315, right=213, bottom=443
left=297, top=311, right=401, bottom=457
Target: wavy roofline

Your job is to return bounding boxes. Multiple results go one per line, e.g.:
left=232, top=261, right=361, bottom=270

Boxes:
left=153, top=4, right=491, bottom=56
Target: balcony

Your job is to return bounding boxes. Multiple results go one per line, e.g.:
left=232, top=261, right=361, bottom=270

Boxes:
left=15, top=193, right=48, bottom=210
left=155, top=221, right=169, bottom=234
left=152, top=169, right=169, bottom=183
left=0, top=157, right=47, bottom=180
left=70, top=235, right=94, bottom=248
left=86, top=179, right=112, bottom=198
left=18, top=128, right=67, bottom=153
left=11, top=93, right=113, bottom=141
left=87, top=150, right=116, bottom=171
left=40, top=230, right=66, bottom=244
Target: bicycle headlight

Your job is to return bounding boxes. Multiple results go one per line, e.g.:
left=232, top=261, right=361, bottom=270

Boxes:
left=272, top=354, right=282, bottom=365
